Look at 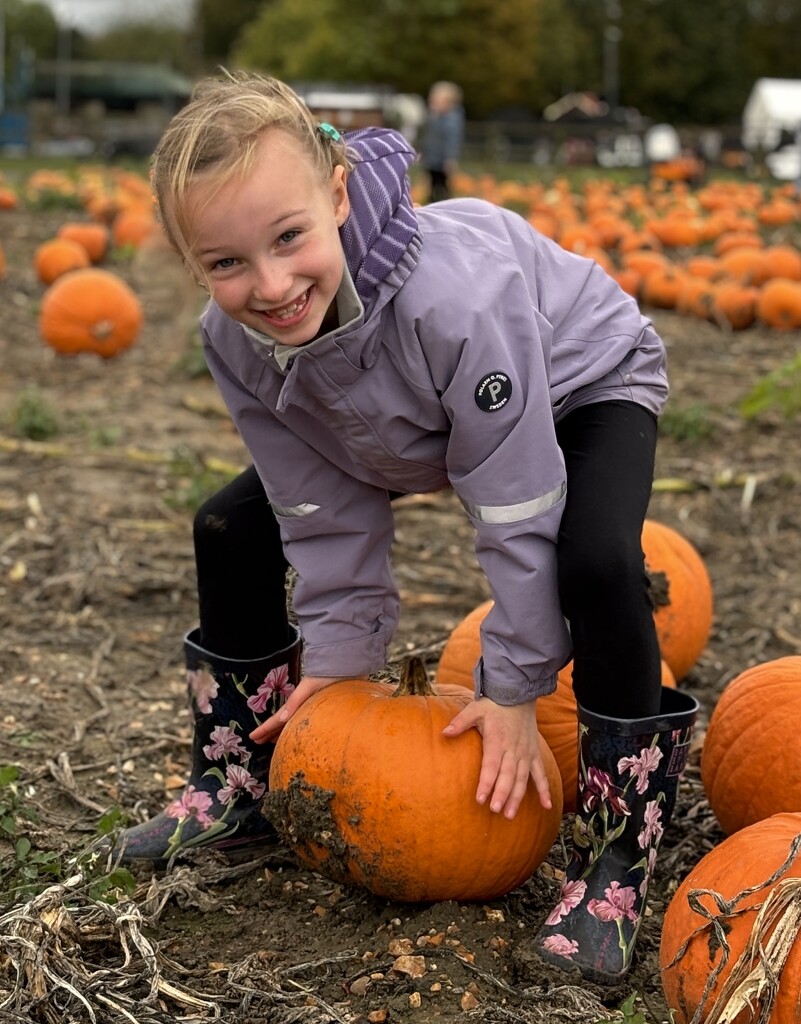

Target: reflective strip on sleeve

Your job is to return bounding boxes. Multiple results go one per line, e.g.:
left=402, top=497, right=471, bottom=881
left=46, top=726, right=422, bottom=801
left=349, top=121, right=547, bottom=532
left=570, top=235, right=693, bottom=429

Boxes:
left=269, top=501, right=321, bottom=517
left=460, top=481, right=566, bottom=524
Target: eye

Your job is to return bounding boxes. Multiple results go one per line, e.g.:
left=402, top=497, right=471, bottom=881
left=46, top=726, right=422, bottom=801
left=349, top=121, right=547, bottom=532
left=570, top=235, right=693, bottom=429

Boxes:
left=212, top=257, right=238, bottom=271
left=278, top=229, right=300, bottom=245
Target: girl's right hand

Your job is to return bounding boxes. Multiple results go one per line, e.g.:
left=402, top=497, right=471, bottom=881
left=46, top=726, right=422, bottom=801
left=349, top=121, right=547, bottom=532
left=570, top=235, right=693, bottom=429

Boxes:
left=249, top=675, right=361, bottom=744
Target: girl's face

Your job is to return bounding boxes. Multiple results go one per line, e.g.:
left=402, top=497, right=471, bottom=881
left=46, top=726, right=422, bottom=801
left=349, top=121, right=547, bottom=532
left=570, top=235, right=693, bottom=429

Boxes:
left=187, top=129, right=350, bottom=346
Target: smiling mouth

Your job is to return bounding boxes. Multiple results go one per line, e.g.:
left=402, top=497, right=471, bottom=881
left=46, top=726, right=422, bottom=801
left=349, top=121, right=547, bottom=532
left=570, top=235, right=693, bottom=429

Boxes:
left=260, top=288, right=312, bottom=323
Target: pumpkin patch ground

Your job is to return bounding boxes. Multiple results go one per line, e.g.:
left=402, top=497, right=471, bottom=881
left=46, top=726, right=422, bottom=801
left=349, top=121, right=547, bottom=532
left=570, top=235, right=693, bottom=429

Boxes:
left=2, top=202, right=801, bottom=1023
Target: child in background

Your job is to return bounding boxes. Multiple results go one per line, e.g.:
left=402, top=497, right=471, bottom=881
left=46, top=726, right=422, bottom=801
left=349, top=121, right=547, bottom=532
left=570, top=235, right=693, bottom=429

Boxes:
left=419, top=80, right=465, bottom=202
left=114, top=70, right=697, bottom=984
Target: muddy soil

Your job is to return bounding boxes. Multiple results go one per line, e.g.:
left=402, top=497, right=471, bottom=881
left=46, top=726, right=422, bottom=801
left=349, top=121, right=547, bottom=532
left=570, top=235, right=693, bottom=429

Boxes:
left=1, top=204, right=800, bottom=1023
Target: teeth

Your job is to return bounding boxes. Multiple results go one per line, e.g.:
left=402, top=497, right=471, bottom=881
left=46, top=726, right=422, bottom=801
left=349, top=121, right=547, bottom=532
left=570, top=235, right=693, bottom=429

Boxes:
left=270, top=292, right=307, bottom=319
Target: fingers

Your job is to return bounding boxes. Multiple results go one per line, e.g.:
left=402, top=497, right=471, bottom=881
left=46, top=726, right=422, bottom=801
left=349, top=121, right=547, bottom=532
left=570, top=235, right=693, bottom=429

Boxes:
left=441, top=703, right=481, bottom=738
left=529, top=754, right=553, bottom=812
left=249, top=699, right=294, bottom=743
left=478, top=753, right=547, bottom=820
left=249, top=676, right=342, bottom=744
left=443, top=700, right=553, bottom=819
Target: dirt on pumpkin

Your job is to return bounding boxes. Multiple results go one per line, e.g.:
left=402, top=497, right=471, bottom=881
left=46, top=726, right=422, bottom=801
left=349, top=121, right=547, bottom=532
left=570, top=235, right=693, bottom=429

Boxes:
left=1, top=200, right=801, bottom=1024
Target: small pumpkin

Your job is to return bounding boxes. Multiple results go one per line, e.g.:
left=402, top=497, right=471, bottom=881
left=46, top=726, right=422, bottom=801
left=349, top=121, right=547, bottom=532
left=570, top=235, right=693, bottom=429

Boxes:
left=266, top=658, right=563, bottom=903
left=756, top=278, right=801, bottom=331
left=762, top=245, right=801, bottom=282
left=0, top=186, right=19, bottom=210
left=641, top=265, right=688, bottom=310
left=717, top=245, right=770, bottom=285
left=436, top=599, right=675, bottom=812
left=111, top=208, right=159, bottom=249
left=56, top=222, right=110, bottom=264
left=39, top=268, right=143, bottom=358
left=701, top=657, right=801, bottom=835
left=33, top=237, right=91, bottom=285
left=660, top=812, right=801, bottom=1024
left=712, top=282, right=760, bottom=330
left=642, top=519, right=713, bottom=680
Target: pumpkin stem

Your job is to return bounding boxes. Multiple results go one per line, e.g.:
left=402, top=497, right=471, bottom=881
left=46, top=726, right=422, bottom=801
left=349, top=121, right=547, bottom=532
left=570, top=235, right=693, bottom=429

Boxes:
left=394, top=655, right=435, bottom=698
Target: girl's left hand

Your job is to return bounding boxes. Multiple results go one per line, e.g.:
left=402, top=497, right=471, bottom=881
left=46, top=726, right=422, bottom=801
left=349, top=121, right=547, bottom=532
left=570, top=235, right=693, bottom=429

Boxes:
left=249, top=675, right=360, bottom=744
left=442, top=697, right=552, bottom=818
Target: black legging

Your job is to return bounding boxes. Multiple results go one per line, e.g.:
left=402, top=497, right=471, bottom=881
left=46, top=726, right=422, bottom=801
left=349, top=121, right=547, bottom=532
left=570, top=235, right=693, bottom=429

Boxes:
left=193, top=468, right=291, bottom=659
left=193, top=400, right=660, bottom=717
left=555, top=400, right=661, bottom=718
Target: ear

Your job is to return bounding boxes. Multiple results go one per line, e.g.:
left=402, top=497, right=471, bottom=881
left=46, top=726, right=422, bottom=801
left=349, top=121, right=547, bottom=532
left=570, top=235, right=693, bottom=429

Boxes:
left=331, top=165, right=350, bottom=227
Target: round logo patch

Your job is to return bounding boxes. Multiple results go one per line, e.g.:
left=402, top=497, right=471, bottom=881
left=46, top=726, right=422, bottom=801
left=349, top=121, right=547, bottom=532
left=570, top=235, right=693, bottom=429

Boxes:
left=474, top=371, right=513, bottom=412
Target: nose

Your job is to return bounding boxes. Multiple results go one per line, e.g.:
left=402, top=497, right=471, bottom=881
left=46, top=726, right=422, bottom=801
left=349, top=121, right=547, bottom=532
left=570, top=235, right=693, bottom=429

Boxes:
left=251, top=259, right=293, bottom=304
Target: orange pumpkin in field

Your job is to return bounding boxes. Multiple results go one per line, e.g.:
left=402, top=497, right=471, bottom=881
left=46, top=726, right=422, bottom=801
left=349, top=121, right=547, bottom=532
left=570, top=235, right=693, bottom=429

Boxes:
left=660, top=812, right=801, bottom=1024
left=39, top=268, right=143, bottom=358
left=34, top=237, right=91, bottom=284
left=0, top=186, right=18, bottom=209
left=701, top=657, right=801, bottom=835
left=267, top=658, right=563, bottom=903
left=57, top=221, right=111, bottom=264
left=756, top=278, right=801, bottom=331
left=642, top=519, right=713, bottom=680
left=111, top=208, right=159, bottom=248
left=436, top=599, right=676, bottom=812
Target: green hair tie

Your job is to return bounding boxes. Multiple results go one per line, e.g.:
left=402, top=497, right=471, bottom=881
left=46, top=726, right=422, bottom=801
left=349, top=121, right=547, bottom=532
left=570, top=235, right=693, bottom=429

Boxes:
left=318, top=122, right=342, bottom=143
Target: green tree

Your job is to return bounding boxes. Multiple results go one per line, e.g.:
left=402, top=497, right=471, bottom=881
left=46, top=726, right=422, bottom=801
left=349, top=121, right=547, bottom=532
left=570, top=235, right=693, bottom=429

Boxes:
left=2, top=0, right=58, bottom=106
left=84, top=23, right=195, bottom=73
left=232, top=0, right=583, bottom=118
left=197, top=0, right=801, bottom=123
left=197, top=0, right=268, bottom=68
left=617, top=0, right=745, bottom=122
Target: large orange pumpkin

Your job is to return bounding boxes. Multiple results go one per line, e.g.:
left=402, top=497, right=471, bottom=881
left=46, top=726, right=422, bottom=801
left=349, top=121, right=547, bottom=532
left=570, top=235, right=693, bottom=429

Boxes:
left=701, top=657, right=801, bottom=835
left=660, top=812, right=801, bottom=1024
left=266, top=659, right=563, bottom=903
left=435, top=599, right=675, bottom=812
left=642, top=519, right=713, bottom=680
left=39, top=268, right=143, bottom=358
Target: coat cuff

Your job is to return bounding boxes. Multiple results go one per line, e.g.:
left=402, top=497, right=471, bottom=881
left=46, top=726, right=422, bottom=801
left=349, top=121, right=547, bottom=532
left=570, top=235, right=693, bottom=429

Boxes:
left=301, top=628, right=391, bottom=679
left=473, top=657, right=558, bottom=705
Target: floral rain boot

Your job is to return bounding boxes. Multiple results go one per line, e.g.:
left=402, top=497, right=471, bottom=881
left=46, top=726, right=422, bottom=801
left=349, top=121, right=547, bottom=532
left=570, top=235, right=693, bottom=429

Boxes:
left=535, top=687, right=699, bottom=984
left=112, top=626, right=301, bottom=865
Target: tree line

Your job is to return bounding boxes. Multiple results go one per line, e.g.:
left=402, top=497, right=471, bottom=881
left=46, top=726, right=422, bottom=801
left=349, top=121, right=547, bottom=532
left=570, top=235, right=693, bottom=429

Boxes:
left=5, top=0, right=801, bottom=124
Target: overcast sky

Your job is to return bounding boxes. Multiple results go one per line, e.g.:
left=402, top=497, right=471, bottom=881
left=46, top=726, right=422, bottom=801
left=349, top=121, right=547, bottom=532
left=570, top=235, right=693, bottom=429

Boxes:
left=36, top=0, right=195, bottom=34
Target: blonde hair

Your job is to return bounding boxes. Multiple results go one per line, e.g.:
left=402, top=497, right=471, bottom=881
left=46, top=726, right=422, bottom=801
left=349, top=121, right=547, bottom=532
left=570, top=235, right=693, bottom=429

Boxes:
left=151, top=69, right=354, bottom=271
left=429, top=81, right=463, bottom=107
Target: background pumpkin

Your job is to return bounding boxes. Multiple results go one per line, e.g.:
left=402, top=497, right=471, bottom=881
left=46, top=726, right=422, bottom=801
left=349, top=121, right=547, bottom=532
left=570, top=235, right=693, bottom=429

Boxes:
left=111, top=208, right=160, bottom=249
left=701, top=656, right=801, bottom=835
left=266, top=659, right=563, bottom=903
left=660, top=811, right=801, bottom=1024
left=642, top=518, right=713, bottom=680
left=435, top=598, right=675, bottom=812
left=33, top=237, right=90, bottom=285
left=38, top=268, right=144, bottom=359
left=56, top=222, right=111, bottom=264
left=756, top=278, right=801, bottom=331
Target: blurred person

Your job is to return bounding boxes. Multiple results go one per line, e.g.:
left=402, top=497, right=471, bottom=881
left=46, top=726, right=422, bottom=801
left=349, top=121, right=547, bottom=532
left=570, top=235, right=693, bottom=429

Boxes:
left=419, top=80, right=465, bottom=202
left=107, top=70, right=698, bottom=986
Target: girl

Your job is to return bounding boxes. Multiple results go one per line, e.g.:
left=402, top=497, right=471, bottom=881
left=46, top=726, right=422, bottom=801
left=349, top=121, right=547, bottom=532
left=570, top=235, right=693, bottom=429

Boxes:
left=117, top=70, right=697, bottom=984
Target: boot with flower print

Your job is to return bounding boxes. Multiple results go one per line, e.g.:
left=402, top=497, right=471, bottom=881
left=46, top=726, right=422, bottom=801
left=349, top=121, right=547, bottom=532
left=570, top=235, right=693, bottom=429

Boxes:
left=111, top=626, right=301, bottom=866
left=535, top=686, right=699, bottom=985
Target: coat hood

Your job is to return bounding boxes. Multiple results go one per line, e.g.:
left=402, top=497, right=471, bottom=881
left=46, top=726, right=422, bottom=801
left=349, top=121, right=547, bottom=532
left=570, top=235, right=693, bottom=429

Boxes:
left=340, top=127, right=421, bottom=310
